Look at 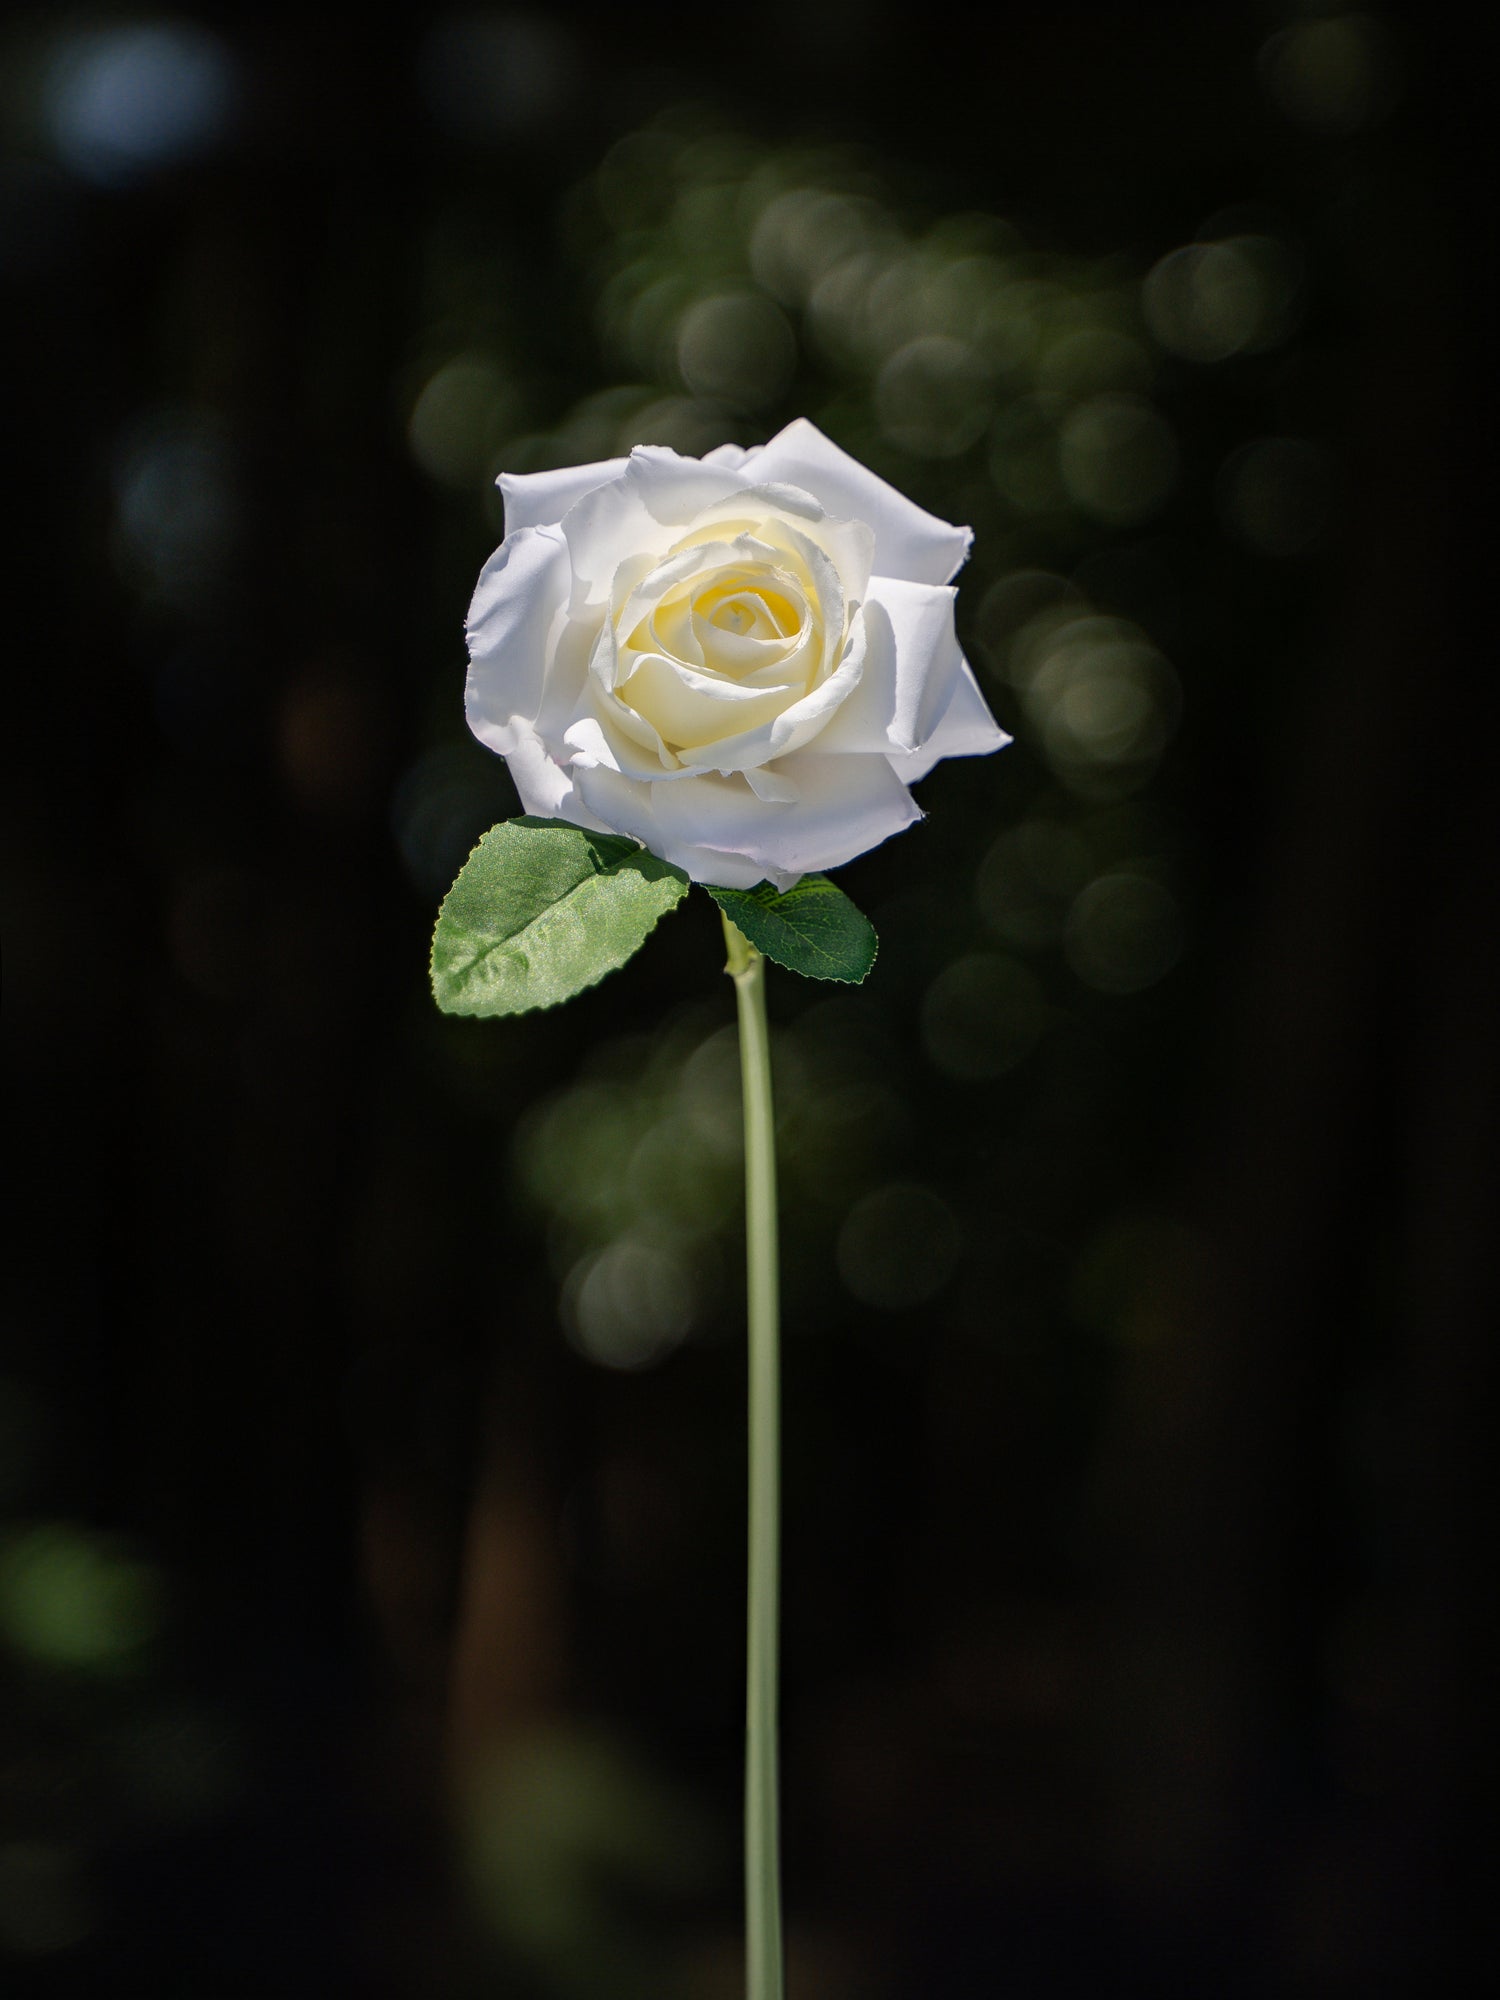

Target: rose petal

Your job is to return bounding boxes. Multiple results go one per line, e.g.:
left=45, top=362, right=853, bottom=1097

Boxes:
left=566, top=764, right=765, bottom=887
left=744, top=762, right=801, bottom=804
left=561, top=447, right=752, bottom=610
left=716, top=750, right=921, bottom=879
left=563, top=710, right=687, bottom=781
left=498, top=458, right=627, bottom=534
left=888, top=660, right=1011, bottom=783
left=610, top=532, right=830, bottom=705
left=689, top=606, right=802, bottom=673
left=813, top=577, right=963, bottom=758
left=684, top=483, right=875, bottom=606
left=611, top=537, right=780, bottom=650
left=649, top=588, right=708, bottom=670
left=618, top=653, right=798, bottom=750
left=668, top=751, right=921, bottom=884
left=575, top=751, right=920, bottom=888
left=464, top=526, right=573, bottom=757
left=645, top=614, right=862, bottom=775
left=501, top=720, right=601, bottom=825
left=745, top=418, right=972, bottom=586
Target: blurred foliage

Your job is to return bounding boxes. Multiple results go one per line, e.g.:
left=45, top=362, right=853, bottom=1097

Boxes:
left=2, top=3, right=1483, bottom=1997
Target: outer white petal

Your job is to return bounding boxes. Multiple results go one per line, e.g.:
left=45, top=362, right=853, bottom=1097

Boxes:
left=577, top=752, right=920, bottom=889
left=564, top=711, right=673, bottom=782
left=813, top=578, right=963, bottom=758
left=464, top=526, right=573, bottom=757
left=566, top=763, right=671, bottom=855
left=567, top=765, right=767, bottom=888
left=498, top=458, right=627, bottom=534
left=744, top=762, right=800, bottom=803
left=746, top=418, right=972, bottom=586
left=888, top=660, right=1011, bottom=783
left=502, top=722, right=603, bottom=825
left=561, top=447, right=753, bottom=610
left=701, top=441, right=750, bottom=470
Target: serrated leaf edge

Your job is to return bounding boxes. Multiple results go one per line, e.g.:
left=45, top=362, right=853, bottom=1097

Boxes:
left=430, top=823, right=689, bottom=1018
left=705, top=878, right=879, bottom=985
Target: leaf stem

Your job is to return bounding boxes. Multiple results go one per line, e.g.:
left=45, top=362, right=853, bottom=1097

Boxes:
left=722, top=912, right=785, bottom=2000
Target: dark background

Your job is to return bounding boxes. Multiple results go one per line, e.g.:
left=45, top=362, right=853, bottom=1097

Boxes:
left=2, top=4, right=1490, bottom=1995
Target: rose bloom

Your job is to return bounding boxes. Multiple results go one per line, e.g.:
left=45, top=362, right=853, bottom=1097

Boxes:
left=465, top=419, right=1008, bottom=889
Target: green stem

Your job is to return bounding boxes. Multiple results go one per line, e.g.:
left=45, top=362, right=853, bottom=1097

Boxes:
left=722, top=912, right=784, bottom=2000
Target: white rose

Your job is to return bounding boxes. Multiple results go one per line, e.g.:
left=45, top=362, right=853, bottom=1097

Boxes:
left=465, top=418, right=1009, bottom=890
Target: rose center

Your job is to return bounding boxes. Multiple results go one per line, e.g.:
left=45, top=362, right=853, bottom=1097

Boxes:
left=597, top=530, right=841, bottom=767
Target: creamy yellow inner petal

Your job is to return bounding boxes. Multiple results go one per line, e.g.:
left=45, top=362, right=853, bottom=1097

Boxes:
left=601, top=511, right=852, bottom=762
left=696, top=578, right=801, bottom=642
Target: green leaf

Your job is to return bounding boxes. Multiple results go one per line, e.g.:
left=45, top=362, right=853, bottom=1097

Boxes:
left=706, top=875, right=878, bottom=984
left=431, top=817, right=689, bottom=1017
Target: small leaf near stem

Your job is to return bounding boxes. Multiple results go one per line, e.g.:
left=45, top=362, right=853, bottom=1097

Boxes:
left=708, top=875, right=877, bottom=984
left=722, top=912, right=785, bottom=2000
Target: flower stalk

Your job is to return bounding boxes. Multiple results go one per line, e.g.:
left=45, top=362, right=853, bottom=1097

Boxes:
left=723, top=911, right=785, bottom=2000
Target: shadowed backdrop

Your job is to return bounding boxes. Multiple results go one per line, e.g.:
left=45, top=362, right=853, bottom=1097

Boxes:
left=2, top=4, right=1488, bottom=1995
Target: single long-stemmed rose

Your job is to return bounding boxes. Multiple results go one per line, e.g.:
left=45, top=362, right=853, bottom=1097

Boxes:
left=431, top=419, right=1008, bottom=1998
